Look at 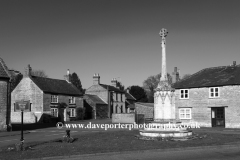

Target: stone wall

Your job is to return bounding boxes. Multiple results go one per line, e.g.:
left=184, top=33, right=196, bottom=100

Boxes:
left=0, top=79, right=9, bottom=130
left=175, top=86, right=240, bottom=128
left=112, top=113, right=135, bottom=123
left=135, top=103, right=154, bottom=119
left=43, top=93, right=83, bottom=121
left=86, top=85, right=108, bottom=103
left=11, top=77, right=84, bottom=123
left=86, top=84, right=126, bottom=115
left=11, top=77, right=43, bottom=123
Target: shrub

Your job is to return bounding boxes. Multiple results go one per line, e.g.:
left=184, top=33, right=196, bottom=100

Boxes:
left=76, top=107, right=86, bottom=120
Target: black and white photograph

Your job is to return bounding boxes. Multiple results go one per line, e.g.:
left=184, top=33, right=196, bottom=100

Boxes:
left=0, top=0, right=240, bottom=159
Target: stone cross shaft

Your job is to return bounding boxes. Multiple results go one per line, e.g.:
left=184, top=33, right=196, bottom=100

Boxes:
left=159, top=28, right=168, bottom=82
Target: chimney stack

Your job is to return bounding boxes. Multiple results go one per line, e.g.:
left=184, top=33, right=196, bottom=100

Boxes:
left=24, top=64, right=32, bottom=77
left=233, top=61, right=236, bottom=66
left=93, top=73, right=100, bottom=85
left=64, top=69, right=71, bottom=83
left=172, top=67, right=180, bottom=84
left=111, top=78, right=117, bottom=88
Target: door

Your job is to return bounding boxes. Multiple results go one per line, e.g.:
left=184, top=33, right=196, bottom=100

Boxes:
left=211, top=107, right=225, bottom=127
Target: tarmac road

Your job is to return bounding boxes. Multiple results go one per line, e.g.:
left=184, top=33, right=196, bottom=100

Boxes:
left=54, top=146, right=240, bottom=160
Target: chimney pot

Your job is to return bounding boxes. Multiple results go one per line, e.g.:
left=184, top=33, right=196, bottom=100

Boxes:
left=233, top=61, right=236, bottom=66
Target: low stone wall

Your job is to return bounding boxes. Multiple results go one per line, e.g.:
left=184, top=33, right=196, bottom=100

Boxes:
left=112, top=113, right=135, bottom=123
left=135, top=103, right=154, bottom=119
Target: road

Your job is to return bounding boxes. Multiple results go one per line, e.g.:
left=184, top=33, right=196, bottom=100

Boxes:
left=58, top=146, right=240, bottom=160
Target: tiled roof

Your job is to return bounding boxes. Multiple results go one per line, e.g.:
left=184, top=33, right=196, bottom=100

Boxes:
left=31, top=76, right=82, bottom=96
left=84, top=94, right=107, bottom=104
left=0, top=58, right=11, bottom=79
left=135, top=102, right=154, bottom=107
left=125, top=92, right=136, bottom=101
left=99, top=84, right=124, bottom=93
left=172, top=65, right=240, bottom=89
left=126, top=104, right=135, bottom=109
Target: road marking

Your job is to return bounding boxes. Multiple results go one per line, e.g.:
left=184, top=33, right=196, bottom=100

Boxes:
left=0, top=139, right=18, bottom=142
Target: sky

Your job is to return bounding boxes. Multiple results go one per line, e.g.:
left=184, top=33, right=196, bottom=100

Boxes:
left=1, top=0, right=240, bottom=89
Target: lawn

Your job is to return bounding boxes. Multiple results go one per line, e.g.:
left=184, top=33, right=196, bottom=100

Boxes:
left=1, top=130, right=240, bottom=160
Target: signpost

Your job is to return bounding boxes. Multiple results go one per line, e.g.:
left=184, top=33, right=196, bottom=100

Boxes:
left=15, top=100, right=30, bottom=147
left=19, top=103, right=26, bottom=142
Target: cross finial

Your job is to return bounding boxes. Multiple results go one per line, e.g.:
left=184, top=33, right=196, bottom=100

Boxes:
left=159, top=28, right=168, bottom=38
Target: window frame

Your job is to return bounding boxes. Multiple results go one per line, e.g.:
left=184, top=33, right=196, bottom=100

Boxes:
left=179, top=108, right=192, bottom=119
left=179, top=89, right=189, bottom=99
left=69, top=108, right=76, bottom=117
left=51, top=95, right=58, bottom=103
left=209, top=87, right=220, bottom=98
left=69, top=96, right=76, bottom=104
left=50, top=107, right=58, bottom=117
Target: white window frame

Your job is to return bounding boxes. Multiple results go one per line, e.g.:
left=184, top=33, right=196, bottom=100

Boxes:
left=51, top=95, right=58, bottom=103
left=50, top=108, right=58, bottom=117
left=180, top=89, right=189, bottom=99
left=69, top=96, right=76, bottom=104
left=179, top=108, right=191, bottom=119
left=69, top=108, right=76, bottom=117
left=209, top=87, right=220, bottom=98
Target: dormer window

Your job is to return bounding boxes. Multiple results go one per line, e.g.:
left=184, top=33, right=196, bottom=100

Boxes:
left=51, top=95, right=58, bottom=103
left=69, top=97, right=75, bottom=104
left=209, top=87, right=220, bottom=98
left=180, top=89, right=189, bottom=99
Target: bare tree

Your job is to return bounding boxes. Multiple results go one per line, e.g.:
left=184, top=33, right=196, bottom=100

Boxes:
left=31, top=69, right=48, bottom=78
left=143, top=73, right=172, bottom=103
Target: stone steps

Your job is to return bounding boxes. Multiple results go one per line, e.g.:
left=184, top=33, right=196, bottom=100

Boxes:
left=139, top=130, right=192, bottom=138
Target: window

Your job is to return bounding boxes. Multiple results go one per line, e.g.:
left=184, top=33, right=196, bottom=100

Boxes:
left=116, top=93, right=118, bottom=101
left=180, top=89, right=189, bottom=99
left=209, top=87, right=220, bottom=98
left=51, top=108, right=58, bottom=117
left=51, top=95, right=58, bottom=103
left=69, top=97, right=75, bottom=104
left=69, top=108, right=76, bottom=117
left=179, top=108, right=191, bottom=119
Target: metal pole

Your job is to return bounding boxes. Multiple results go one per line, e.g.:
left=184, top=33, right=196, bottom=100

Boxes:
left=21, top=110, right=23, bottom=142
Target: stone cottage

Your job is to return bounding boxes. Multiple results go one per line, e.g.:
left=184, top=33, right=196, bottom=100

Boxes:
left=172, top=61, right=240, bottom=128
left=84, top=74, right=135, bottom=119
left=125, top=88, right=136, bottom=113
left=11, top=65, right=83, bottom=123
left=0, top=58, right=11, bottom=131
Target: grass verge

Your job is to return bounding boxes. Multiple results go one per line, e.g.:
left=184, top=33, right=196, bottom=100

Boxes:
left=0, top=130, right=240, bottom=160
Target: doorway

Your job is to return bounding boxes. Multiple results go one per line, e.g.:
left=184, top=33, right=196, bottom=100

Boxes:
left=211, top=107, right=225, bottom=127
